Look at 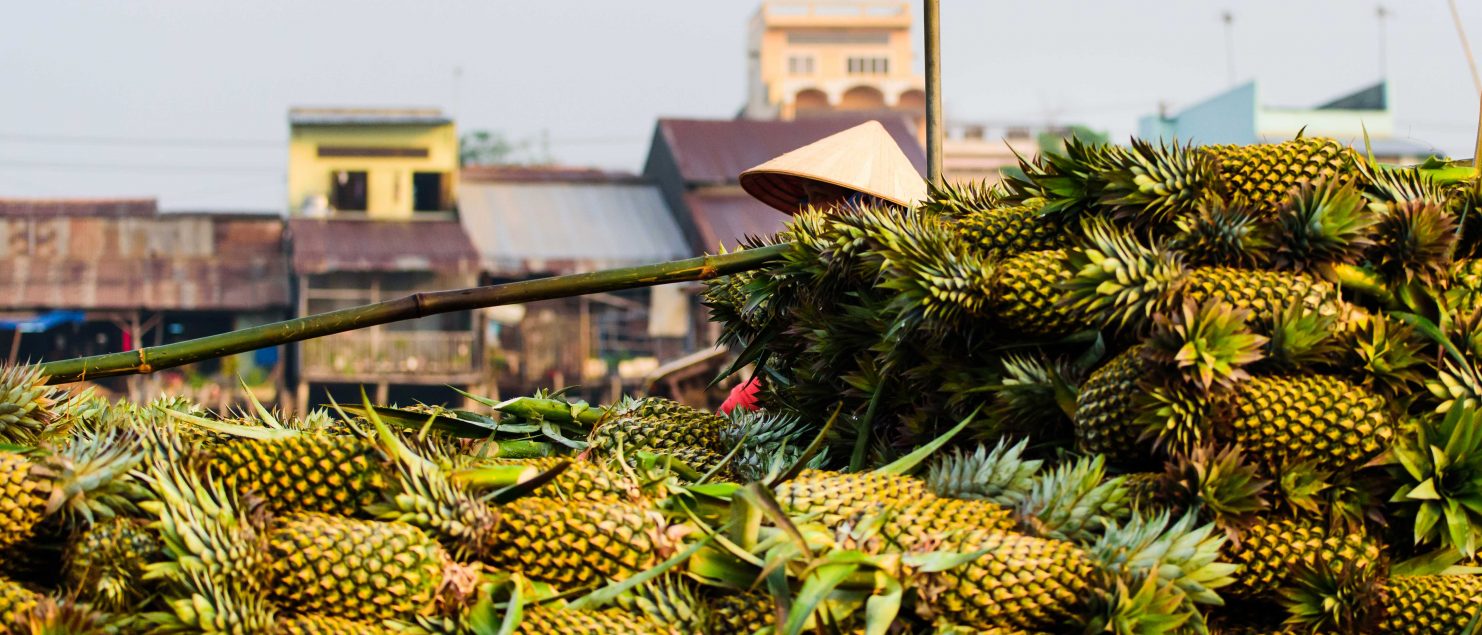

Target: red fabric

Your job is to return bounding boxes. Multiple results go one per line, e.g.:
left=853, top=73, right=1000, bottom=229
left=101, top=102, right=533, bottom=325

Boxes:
left=719, top=377, right=762, bottom=415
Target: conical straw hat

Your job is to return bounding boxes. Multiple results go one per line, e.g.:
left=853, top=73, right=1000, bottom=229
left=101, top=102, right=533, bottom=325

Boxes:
left=740, top=120, right=927, bottom=214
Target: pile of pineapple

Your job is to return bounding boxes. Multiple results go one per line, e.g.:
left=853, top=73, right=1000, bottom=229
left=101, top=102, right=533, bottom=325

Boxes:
left=5, top=135, right=1482, bottom=634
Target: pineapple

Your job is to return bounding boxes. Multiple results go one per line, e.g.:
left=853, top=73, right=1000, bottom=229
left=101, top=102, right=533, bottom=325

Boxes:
left=953, top=199, right=1072, bottom=259
left=914, top=529, right=1097, bottom=631
left=485, top=498, right=668, bottom=588
left=921, top=179, right=1004, bottom=219
left=267, top=513, right=453, bottom=622
left=0, top=365, right=58, bottom=444
left=0, top=576, right=40, bottom=626
left=926, top=438, right=1043, bottom=506
left=516, top=607, right=670, bottom=634
left=773, top=469, right=931, bottom=527
left=1269, top=179, right=1377, bottom=270
left=707, top=591, right=775, bottom=634
left=587, top=398, right=728, bottom=456
left=1368, top=198, right=1458, bottom=286
left=208, top=433, right=389, bottom=517
left=1374, top=575, right=1482, bottom=635
left=1169, top=197, right=1272, bottom=268
left=1212, top=374, right=1391, bottom=473
left=1224, top=518, right=1380, bottom=599
left=0, top=452, right=54, bottom=552
left=275, top=613, right=398, bottom=634
left=484, top=457, right=638, bottom=502
left=0, top=435, right=139, bottom=552
left=1074, top=346, right=1154, bottom=464
left=64, top=517, right=162, bottom=611
left=1203, top=137, right=1358, bottom=212
left=986, top=249, right=1083, bottom=336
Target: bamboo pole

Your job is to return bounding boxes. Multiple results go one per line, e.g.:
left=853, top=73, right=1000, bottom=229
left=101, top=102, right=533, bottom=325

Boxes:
left=37, top=245, right=789, bottom=385
left=924, top=0, right=943, bottom=184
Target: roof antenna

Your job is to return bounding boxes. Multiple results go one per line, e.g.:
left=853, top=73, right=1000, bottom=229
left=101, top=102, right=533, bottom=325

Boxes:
left=1376, top=5, right=1389, bottom=81
left=1221, top=11, right=1237, bottom=86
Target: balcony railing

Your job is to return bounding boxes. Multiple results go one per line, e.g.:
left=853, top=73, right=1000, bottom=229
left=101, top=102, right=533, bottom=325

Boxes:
left=301, top=330, right=477, bottom=380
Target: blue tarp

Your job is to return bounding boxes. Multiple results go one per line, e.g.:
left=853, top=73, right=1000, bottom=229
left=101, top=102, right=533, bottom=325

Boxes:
left=0, top=310, right=86, bottom=333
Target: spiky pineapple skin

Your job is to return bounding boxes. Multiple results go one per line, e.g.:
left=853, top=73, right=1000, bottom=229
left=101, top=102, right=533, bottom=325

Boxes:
left=1214, top=375, right=1392, bottom=472
left=954, top=201, right=1070, bottom=259
left=1182, top=267, right=1335, bottom=323
left=487, top=498, right=665, bottom=588
left=275, top=614, right=398, bottom=634
left=1073, top=346, right=1153, bottom=464
left=988, top=250, right=1082, bottom=336
left=588, top=398, right=728, bottom=455
left=916, top=529, right=1096, bottom=631
left=267, top=513, right=446, bottom=622
left=64, top=517, right=162, bottom=611
left=774, top=470, right=931, bottom=527
left=1205, top=137, right=1357, bottom=212
left=0, top=575, right=39, bottom=626
left=209, top=435, right=388, bottom=516
left=708, top=592, right=775, bottom=634
left=492, top=457, right=638, bottom=502
left=1376, top=574, right=1482, bottom=635
left=1224, top=519, right=1380, bottom=599
left=0, top=452, right=50, bottom=552
left=516, top=607, right=670, bottom=634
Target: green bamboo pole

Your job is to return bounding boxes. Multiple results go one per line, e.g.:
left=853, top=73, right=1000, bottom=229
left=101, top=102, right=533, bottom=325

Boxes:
left=37, top=244, right=788, bottom=385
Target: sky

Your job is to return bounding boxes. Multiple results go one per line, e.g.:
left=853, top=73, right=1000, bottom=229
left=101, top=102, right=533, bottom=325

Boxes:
left=1, top=1, right=1479, bottom=211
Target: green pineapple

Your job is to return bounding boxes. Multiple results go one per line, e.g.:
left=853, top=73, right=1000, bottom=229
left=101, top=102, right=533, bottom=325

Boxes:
left=1374, top=575, right=1482, bottom=634
left=953, top=199, right=1072, bottom=259
left=0, top=365, right=58, bottom=444
left=64, top=517, right=162, bottom=611
left=0, top=576, right=40, bottom=626
left=485, top=498, right=667, bottom=588
left=587, top=398, right=728, bottom=456
left=1074, top=346, right=1155, bottom=463
left=1212, top=374, right=1391, bottom=473
left=0, top=432, right=140, bottom=552
left=208, top=433, right=389, bottom=517
left=275, top=613, right=398, bottom=635
left=707, top=591, right=775, bottom=634
left=482, top=457, right=638, bottom=502
left=516, top=607, right=670, bottom=634
left=1225, top=518, right=1381, bottom=599
left=1204, top=137, right=1358, bottom=212
left=914, top=529, right=1097, bottom=631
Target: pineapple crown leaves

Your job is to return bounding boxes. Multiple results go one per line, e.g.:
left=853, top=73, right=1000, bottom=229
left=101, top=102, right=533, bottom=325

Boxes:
left=0, top=364, right=59, bottom=444
left=1090, top=511, right=1237, bottom=609
left=1086, top=573, right=1195, bottom=635
left=1271, top=179, right=1379, bottom=271
left=924, top=438, right=1042, bottom=506
left=14, top=597, right=112, bottom=635
left=145, top=567, right=278, bottom=634
left=1167, top=195, right=1273, bottom=269
left=1390, top=404, right=1482, bottom=557
left=1367, top=198, right=1459, bottom=287
left=1355, top=160, right=1450, bottom=209
left=1099, top=138, right=1219, bottom=227
left=1063, top=218, right=1186, bottom=333
left=1134, top=383, right=1213, bottom=457
left=867, top=207, right=994, bottom=330
left=1161, top=444, right=1270, bottom=529
left=919, top=179, right=1004, bottom=218
left=1014, top=454, right=1132, bottom=543
left=1143, top=301, right=1267, bottom=393
left=42, top=425, right=146, bottom=526
left=1005, top=136, right=1127, bottom=218
left=1278, top=556, right=1384, bottom=635
left=136, top=461, right=267, bottom=590
left=1259, top=302, right=1342, bottom=372
left=982, top=354, right=1082, bottom=437
left=1344, top=312, right=1428, bottom=399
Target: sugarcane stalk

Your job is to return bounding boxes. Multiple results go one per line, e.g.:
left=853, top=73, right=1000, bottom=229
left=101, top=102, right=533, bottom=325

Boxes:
left=37, top=244, right=788, bottom=384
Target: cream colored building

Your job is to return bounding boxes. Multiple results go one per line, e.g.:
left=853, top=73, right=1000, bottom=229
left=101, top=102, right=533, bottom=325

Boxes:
left=743, top=1, right=926, bottom=122
left=287, top=107, right=458, bottom=219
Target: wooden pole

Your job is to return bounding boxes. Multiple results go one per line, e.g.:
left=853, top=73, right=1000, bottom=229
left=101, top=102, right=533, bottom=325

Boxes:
left=37, top=245, right=788, bottom=385
left=924, top=0, right=943, bottom=184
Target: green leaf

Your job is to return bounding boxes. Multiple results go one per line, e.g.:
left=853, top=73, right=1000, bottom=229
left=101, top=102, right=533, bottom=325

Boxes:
left=876, top=405, right=980, bottom=476
left=781, top=562, right=858, bottom=635
left=492, top=578, right=523, bottom=635
left=338, top=404, right=504, bottom=438
left=1409, top=478, right=1442, bottom=501
left=1417, top=502, right=1442, bottom=543
left=488, top=461, right=571, bottom=505
left=863, top=574, right=902, bottom=635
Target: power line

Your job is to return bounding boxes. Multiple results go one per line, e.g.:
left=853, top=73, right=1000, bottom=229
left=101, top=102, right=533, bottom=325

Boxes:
left=0, top=160, right=280, bottom=173
left=0, top=132, right=283, bottom=149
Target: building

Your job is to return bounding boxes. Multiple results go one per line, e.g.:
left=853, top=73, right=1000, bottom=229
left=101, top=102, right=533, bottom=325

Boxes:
left=285, top=107, right=483, bottom=408
left=1139, top=81, right=1440, bottom=163
left=287, top=108, right=459, bottom=218
left=742, top=1, right=925, bottom=124
left=457, top=166, right=694, bottom=400
left=0, top=198, right=290, bottom=405
left=643, top=115, right=927, bottom=253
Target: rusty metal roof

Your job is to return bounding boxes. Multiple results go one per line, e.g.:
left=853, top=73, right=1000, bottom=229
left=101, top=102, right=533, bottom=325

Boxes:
left=0, top=198, right=157, bottom=218
left=0, top=213, right=289, bottom=311
left=683, top=190, right=791, bottom=251
left=652, top=115, right=926, bottom=185
left=287, top=218, right=479, bottom=275
left=459, top=178, right=691, bottom=276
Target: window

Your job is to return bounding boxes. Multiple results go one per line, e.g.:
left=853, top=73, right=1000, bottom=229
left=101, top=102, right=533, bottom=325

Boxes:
left=331, top=170, right=367, bottom=211
left=413, top=172, right=445, bottom=212
left=847, top=56, right=890, bottom=75
left=787, top=55, right=815, bottom=75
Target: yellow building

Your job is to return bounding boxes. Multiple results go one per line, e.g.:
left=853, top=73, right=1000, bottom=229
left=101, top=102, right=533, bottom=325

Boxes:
left=743, top=1, right=925, bottom=121
left=287, top=108, right=458, bottom=218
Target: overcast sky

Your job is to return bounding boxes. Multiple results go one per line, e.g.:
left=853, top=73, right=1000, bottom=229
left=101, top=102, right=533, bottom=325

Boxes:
left=1, top=1, right=1479, bottom=211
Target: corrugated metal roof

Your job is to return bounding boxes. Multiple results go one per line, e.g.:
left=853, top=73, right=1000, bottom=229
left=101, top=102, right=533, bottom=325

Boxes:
left=459, top=180, right=691, bottom=275
left=0, top=198, right=157, bottom=218
left=683, top=190, right=791, bottom=251
left=288, top=218, right=478, bottom=275
left=461, top=166, right=645, bottom=185
left=0, top=215, right=289, bottom=310
left=289, top=107, right=451, bottom=126
left=653, top=115, right=926, bottom=185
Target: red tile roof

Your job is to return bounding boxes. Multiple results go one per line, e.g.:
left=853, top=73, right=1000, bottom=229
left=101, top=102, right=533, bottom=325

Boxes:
left=683, top=190, right=791, bottom=252
left=287, top=218, right=479, bottom=275
left=0, top=198, right=157, bottom=218
left=654, top=115, right=926, bottom=185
